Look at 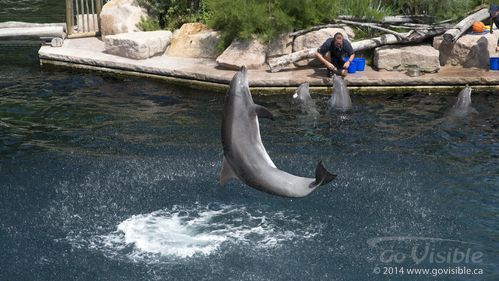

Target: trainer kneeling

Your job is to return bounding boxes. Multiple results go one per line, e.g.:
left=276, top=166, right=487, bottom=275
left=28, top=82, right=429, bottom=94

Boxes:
left=315, top=32, right=355, bottom=77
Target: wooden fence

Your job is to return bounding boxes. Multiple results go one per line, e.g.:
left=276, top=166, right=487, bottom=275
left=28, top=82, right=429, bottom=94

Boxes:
left=65, top=0, right=109, bottom=38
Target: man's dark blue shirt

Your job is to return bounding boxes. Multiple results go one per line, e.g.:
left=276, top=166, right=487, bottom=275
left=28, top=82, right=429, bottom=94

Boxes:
left=317, top=38, right=354, bottom=68
left=318, top=38, right=354, bottom=60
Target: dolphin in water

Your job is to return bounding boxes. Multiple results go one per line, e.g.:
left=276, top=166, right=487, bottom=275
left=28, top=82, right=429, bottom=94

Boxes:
left=292, top=82, right=319, bottom=115
left=328, top=75, right=352, bottom=111
left=292, top=82, right=313, bottom=105
left=449, top=85, right=477, bottom=117
left=220, top=67, right=337, bottom=198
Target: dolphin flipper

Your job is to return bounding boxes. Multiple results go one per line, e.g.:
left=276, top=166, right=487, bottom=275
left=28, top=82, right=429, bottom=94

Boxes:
left=309, top=161, right=337, bottom=188
left=220, top=157, right=238, bottom=186
left=254, top=104, right=274, bottom=121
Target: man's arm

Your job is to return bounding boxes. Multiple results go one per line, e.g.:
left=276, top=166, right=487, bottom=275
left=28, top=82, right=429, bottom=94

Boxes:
left=342, top=40, right=356, bottom=69
left=492, top=12, right=498, bottom=34
left=315, top=51, right=336, bottom=71
left=491, top=17, right=495, bottom=34
left=343, top=53, right=356, bottom=69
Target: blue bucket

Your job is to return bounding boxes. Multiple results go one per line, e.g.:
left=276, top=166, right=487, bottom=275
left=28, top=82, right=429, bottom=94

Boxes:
left=347, top=61, right=357, bottom=73
left=490, top=57, right=499, bottom=71
left=353, top=58, right=366, bottom=71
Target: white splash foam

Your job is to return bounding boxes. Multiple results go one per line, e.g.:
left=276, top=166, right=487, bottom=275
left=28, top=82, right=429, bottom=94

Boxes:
left=116, top=209, right=228, bottom=258
left=87, top=205, right=320, bottom=261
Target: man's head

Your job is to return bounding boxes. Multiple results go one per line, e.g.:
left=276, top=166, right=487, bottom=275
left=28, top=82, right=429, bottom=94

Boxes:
left=333, top=33, right=344, bottom=48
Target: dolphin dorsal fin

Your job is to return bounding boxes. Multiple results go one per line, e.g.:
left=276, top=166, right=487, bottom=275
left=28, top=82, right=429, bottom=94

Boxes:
left=220, top=156, right=239, bottom=186
left=254, top=104, right=274, bottom=120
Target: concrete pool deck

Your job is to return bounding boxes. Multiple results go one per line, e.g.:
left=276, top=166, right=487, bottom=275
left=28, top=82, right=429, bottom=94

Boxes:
left=38, top=37, right=499, bottom=94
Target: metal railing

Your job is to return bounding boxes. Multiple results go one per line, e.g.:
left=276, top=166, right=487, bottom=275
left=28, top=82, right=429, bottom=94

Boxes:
left=65, top=0, right=108, bottom=38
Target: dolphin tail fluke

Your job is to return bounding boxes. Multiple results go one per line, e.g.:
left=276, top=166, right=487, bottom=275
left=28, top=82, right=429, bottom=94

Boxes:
left=220, top=156, right=238, bottom=186
left=310, top=161, right=337, bottom=188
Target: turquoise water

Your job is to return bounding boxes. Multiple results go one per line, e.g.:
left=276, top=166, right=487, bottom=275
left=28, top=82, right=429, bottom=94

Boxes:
left=1, top=44, right=498, bottom=281
left=1, top=2, right=499, bottom=280
left=0, top=0, right=65, bottom=23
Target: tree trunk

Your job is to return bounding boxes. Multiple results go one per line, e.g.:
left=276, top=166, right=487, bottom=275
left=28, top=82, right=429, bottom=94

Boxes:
left=0, top=26, right=65, bottom=39
left=267, top=48, right=317, bottom=73
left=268, top=28, right=446, bottom=72
left=289, top=24, right=345, bottom=37
left=442, top=8, right=490, bottom=43
left=336, top=19, right=408, bottom=39
left=0, top=21, right=66, bottom=29
left=338, top=15, right=433, bottom=24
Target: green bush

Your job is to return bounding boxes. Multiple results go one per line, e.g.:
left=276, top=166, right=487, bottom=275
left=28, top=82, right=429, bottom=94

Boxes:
left=341, top=0, right=393, bottom=20
left=136, top=0, right=492, bottom=49
left=136, top=0, right=209, bottom=30
left=383, top=0, right=476, bottom=20
left=137, top=16, right=161, bottom=31
left=204, top=0, right=289, bottom=49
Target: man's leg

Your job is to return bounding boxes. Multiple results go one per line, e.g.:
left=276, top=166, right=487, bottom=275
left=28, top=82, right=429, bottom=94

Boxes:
left=331, top=57, right=348, bottom=77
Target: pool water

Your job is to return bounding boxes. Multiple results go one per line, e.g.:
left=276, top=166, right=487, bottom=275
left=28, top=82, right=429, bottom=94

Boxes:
left=1, top=43, right=498, bottom=280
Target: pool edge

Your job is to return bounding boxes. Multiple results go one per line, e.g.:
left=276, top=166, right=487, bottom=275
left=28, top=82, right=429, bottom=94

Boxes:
left=40, top=58, right=499, bottom=95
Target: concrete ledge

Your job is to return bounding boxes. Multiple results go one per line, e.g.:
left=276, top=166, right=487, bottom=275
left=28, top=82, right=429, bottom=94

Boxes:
left=40, top=58, right=499, bottom=95
left=38, top=37, right=499, bottom=93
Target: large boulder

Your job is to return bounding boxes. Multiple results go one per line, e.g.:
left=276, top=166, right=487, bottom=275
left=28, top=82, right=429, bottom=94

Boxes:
left=104, top=31, right=172, bottom=59
left=100, top=0, right=147, bottom=37
left=266, top=34, right=293, bottom=59
left=433, top=32, right=499, bottom=69
left=166, top=23, right=221, bottom=59
left=216, top=37, right=267, bottom=70
left=292, top=28, right=351, bottom=67
left=374, top=44, right=440, bottom=72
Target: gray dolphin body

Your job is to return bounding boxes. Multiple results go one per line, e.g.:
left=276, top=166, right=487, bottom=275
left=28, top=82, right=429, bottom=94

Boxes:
left=293, top=83, right=313, bottom=105
left=328, top=75, right=352, bottom=111
left=221, top=67, right=336, bottom=198
left=449, top=85, right=477, bottom=117
left=292, top=82, right=319, bottom=114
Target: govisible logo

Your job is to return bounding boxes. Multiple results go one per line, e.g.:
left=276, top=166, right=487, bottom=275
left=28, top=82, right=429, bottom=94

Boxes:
left=368, top=236, right=484, bottom=265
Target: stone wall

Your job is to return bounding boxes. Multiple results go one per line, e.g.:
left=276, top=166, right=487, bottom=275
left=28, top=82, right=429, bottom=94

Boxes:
left=433, top=32, right=499, bottom=69
left=374, top=45, right=440, bottom=73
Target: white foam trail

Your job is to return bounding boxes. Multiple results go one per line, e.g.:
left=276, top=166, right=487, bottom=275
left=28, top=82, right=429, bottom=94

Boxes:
left=116, top=209, right=228, bottom=258
left=86, top=205, right=320, bottom=261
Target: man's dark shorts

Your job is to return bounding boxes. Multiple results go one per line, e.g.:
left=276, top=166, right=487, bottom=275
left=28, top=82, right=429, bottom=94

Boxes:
left=330, top=55, right=345, bottom=69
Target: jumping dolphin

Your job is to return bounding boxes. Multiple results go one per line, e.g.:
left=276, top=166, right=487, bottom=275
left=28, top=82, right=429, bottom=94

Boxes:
left=220, top=67, right=337, bottom=198
left=449, top=85, right=477, bottom=117
left=328, top=75, right=352, bottom=111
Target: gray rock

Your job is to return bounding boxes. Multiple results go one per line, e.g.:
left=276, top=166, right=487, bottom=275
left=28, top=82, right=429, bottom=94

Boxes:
left=100, top=0, right=147, bottom=37
left=266, top=33, right=293, bottom=59
left=216, top=37, right=267, bottom=70
left=374, top=44, right=440, bottom=72
left=166, top=23, right=221, bottom=59
left=293, top=28, right=351, bottom=67
left=343, top=26, right=356, bottom=40
left=104, top=31, right=172, bottom=59
left=433, top=32, right=499, bottom=69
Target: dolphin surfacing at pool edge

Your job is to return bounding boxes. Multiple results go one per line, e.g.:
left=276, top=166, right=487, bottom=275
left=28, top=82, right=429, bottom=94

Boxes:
left=328, top=75, right=352, bottom=111
left=449, top=85, right=477, bottom=117
left=220, top=66, right=337, bottom=198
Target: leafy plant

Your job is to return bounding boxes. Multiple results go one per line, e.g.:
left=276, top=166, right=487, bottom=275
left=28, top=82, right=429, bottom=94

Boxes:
left=136, top=0, right=209, bottom=30
left=137, top=16, right=161, bottom=31
left=136, top=0, right=492, bottom=49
